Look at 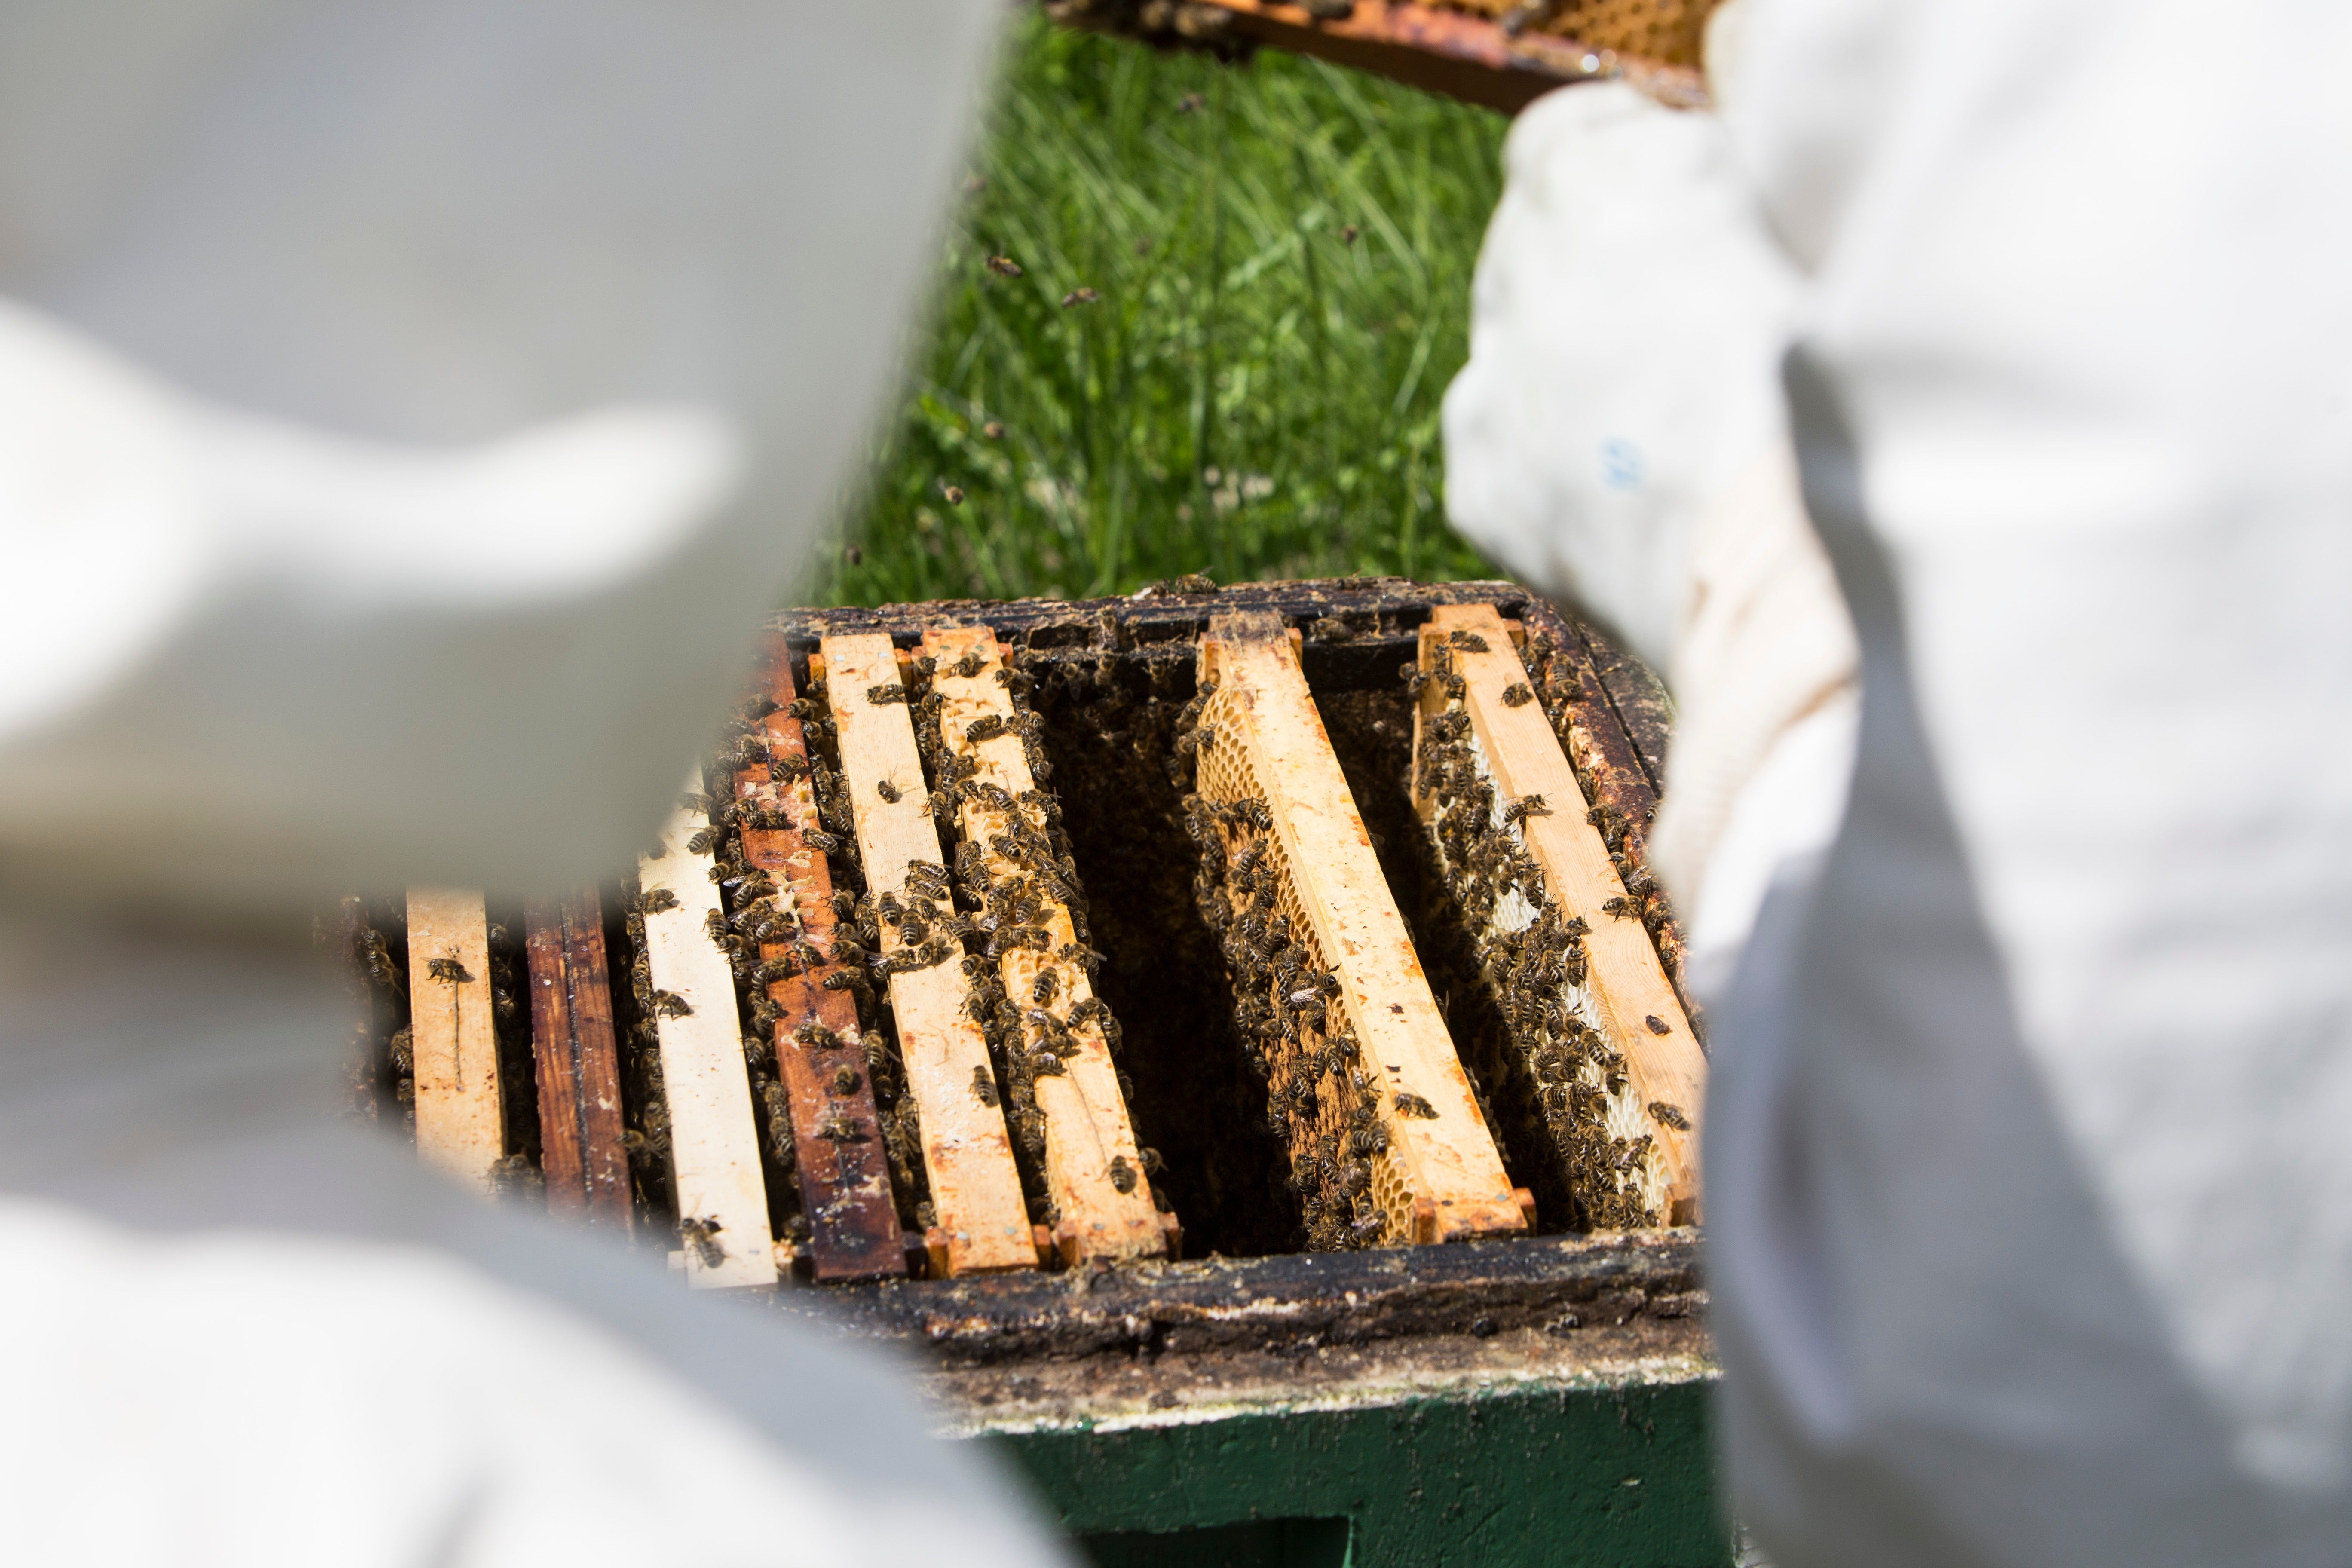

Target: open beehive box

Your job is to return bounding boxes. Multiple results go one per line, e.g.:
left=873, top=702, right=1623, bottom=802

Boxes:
left=339, top=578, right=1724, bottom=1566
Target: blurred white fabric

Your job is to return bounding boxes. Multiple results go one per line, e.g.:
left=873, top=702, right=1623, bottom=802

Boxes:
left=0, top=3, right=1069, bottom=1563
left=1448, top=1, right=2352, bottom=1564
left=1441, top=80, right=1859, bottom=981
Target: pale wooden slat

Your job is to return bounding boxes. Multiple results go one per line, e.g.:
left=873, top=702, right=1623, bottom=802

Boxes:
left=822, top=633, right=1036, bottom=1276
left=404, top=887, right=503, bottom=1194
left=1198, top=610, right=1525, bottom=1245
left=923, top=625, right=1170, bottom=1265
left=640, top=778, right=778, bottom=1289
left=1423, top=603, right=1706, bottom=1223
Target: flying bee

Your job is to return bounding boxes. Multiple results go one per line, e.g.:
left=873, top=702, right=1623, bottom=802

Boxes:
left=1108, top=1155, right=1138, bottom=1194
left=983, top=420, right=1006, bottom=440
left=425, top=956, right=472, bottom=984
left=1060, top=286, right=1098, bottom=307
left=986, top=254, right=1022, bottom=277
left=940, top=483, right=965, bottom=506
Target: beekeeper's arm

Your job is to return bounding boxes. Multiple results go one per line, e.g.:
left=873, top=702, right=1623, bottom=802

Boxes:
left=0, top=6, right=1067, bottom=1564
left=0, top=2, right=1000, bottom=912
left=1440, top=55, right=1857, bottom=998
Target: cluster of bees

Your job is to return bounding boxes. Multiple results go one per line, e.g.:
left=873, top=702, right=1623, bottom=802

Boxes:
left=1175, top=685, right=1404, bottom=1252
left=1410, top=635, right=1660, bottom=1228
left=918, top=648, right=1166, bottom=1229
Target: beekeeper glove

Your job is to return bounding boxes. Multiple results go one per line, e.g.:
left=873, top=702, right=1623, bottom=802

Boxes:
left=1440, top=76, right=1856, bottom=993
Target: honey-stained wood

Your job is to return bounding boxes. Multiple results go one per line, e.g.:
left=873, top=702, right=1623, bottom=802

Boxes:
left=1422, top=603, right=1705, bottom=1222
left=823, top=633, right=1036, bottom=1276
left=735, top=635, right=906, bottom=1282
left=639, top=783, right=778, bottom=1289
left=404, top=887, right=503, bottom=1194
left=923, top=625, right=1171, bottom=1265
left=526, top=888, right=631, bottom=1229
left=1198, top=610, right=1525, bottom=1244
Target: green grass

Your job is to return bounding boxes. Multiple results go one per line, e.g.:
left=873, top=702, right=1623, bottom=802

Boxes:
left=822, top=12, right=1512, bottom=607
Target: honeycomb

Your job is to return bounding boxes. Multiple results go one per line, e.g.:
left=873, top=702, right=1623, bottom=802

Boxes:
left=1187, top=682, right=1421, bottom=1250
left=1429, top=0, right=1721, bottom=68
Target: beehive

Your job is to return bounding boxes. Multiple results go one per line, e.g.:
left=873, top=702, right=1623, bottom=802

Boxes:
left=335, top=578, right=1722, bottom=1562
left=342, top=577, right=1700, bottom=1280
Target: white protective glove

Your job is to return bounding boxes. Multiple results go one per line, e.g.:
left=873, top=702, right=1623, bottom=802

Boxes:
left=1441, top=72, right=1857, bottom=996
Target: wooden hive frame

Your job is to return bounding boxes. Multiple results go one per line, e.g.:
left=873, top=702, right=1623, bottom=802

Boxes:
left=524, top=888, right=630, bottom=1229
left=922, top=625, right=1175, bottom=1266
left=634, top=781, right=780, bottom=1288
left=1414, top=603, right=1705, bottom=1225
left=403, top=887, right=503, bottom=1194
left=732, top=637, right=909, bottom=1282
left=1051, top=1, right=1710, bottom=116
left=1194, top=609, right=1527, bottom=1246
left=821, top=634, right=1041, bottom=1277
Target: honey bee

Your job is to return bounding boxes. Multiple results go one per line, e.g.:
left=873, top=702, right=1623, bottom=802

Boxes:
left=830, top=1065, right=862, bottom=1096
left=1602, top=895, right=1645, bottom=921
left=1031, top=969, right=1060, bottom=1006
left=1645, top=1014, right=1673, bottom=1035
left=803, top=828, right=845, bottom=854
left=1108, top=1155, right=1138, bottom=1194
left=965, top=714, right=1009, bottom=743
left=1501, top=795, right=1552, bottom=828
left=425, top=957, right=472, bottom=984
left=1393, top=1092, right=1439, bottom=1119
left=1648, top=1101, right=1690, bottom=1130
left=678, top=1216, right=726, bottom=1270
left=651, top=990, right=693, bottom=1019
left=1501, top=682, right=1535, bottom=708
left=971, top=1064, right=1001, bottom=1107
left=865, top=685, right=911, bottom=707
left=1446, top=629, right=1490, bottom=653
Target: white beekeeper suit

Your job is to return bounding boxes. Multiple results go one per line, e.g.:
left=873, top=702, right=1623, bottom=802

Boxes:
left=1444, top=1, right=2352, bottom=1564
left=0, top=3, right=1066, bottom=1563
